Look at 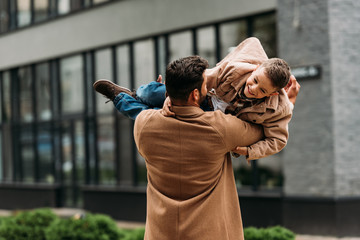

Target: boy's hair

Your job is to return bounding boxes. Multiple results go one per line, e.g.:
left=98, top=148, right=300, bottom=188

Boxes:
left=165, top=56, right=209, bottom=101
left=260, top=58, right=291, bottom=90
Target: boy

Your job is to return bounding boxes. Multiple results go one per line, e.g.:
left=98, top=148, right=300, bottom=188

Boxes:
left=94, top=37, right=300, bottom=160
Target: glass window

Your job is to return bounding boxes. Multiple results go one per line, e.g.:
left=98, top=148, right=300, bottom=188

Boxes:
left=0, top=130, right=2, bottom=181
left=134, top=39, right=155, bottom=88
left=9, top=0, right=16, bottom=29
left=253, top=13, right=277, bottom=58
left=169, top=31, right=192, bottom=62
left=2, top=71, right=11, bottom=122
left=137, top=153, right=146, bottom=186
left=48, top=0, right=57, bottom=17
left=219, top=20, right=247, bottom=59
left=61, top=121, right=73, bottom=206
left=116, top=45, right=131, bottom=88
left=83, top=0, right=92, bottom=8
left=95, top=48, right=113, bottom=114
left=197, top=26, right=216, bottom=67
left=0, top=73, right=2, bottom=123
left=19, top=67, right=33, bottom=122
left=84, top=52, right=94, bottom=114
left=0, top=0, right=9, bottom=33
left=117, top=118, right=133, bottom=186
left=34, top=0, right=48, bottom=23
left=75, top=120, right=84, bottom=184
left=17, top=0, right=31, bottom=27
left=86, top=119, right=97, bottom=184
left=57, top=0, right=70, bottom=15
left=1, top=123, right=12, bottom=182
left=60, top=55, right=84, bottom=115
left=98, top=116, right=115, bottom=185
left=93, top=0, right=108, bottom=5
left=70, top=0, right=83, bottom=12
left=36, top=63, right=52, bottom=121
left=38, top=124, right=54, bottom=183
left=21, top=126, right=34, bottom=183
left=157, top=36, right=167, bottom=78
left=61, top=121, right=72, bottom=185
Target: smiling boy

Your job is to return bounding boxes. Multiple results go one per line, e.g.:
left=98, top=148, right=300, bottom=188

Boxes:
left=94, top=37, right=299, bottom=161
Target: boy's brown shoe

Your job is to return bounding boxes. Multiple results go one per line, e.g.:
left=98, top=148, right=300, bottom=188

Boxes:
left=93, top=79, right=135, bottom=101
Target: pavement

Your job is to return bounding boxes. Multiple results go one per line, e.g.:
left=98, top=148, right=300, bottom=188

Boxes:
left=296, top=236, right=360, bottom=240
left=2, top=208, right=360, bottom=239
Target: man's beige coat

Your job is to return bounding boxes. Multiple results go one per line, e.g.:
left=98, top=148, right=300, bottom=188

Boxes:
left=134, top=106, right=263, bottom=240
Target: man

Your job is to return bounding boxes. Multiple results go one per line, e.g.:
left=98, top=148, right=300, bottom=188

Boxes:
left=134, top=55, right=263, bottom=240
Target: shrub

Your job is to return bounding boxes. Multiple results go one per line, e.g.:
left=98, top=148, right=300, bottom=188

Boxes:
left=244, top=227, right=266, bottom=240
left=0, top=208, right=57, bottom=240
left=121, top=228, right=145, bottom=240
left=45, top=213, right=125, bottom=240
left=244, top=226, right=295, bottom=240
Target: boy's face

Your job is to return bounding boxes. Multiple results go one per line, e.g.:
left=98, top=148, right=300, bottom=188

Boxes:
left=244, top=66, right=279, bottom=99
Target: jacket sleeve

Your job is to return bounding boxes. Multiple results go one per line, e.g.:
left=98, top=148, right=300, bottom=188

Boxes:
left=217, top=37, right=268, bottom=66
left=246, top=107, right=293, bottom=161
left=214, top=112, right=264, bottom=152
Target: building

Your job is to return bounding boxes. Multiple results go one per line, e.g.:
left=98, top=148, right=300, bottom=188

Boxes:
left=0, top=0, right=359, bottom=237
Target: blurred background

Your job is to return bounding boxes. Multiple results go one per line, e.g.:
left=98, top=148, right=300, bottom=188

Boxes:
left=0, top=0, right=359, bottom=237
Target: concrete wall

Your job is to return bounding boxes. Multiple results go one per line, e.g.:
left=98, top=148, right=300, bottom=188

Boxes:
left=277, top=0, right=335, bottom=197
left=278, top=0, right=360, bottom=197
left=0, top=0, right=276, bottom=70
left=328, top=0, right=360, bottom=196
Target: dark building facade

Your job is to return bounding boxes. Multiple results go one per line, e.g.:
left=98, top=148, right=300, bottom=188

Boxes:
left=1, top=0, right=360, bottom=237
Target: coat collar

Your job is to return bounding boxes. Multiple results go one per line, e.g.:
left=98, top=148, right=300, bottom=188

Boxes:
left=238, top=89, right=283, bottom=114
left=172, top=105, right=204, bottom=118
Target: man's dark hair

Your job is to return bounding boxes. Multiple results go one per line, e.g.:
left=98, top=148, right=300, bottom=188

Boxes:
left=165, top=56, right=209, bottom=101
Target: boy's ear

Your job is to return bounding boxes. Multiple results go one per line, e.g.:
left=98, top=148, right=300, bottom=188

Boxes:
left=255, top=64, right=260, bottom=70
left=269, top=92, right=279, bottom=96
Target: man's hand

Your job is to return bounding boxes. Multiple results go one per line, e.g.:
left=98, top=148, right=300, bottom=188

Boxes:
left=156, top=75, right=163, bottom=83
left=160, top=97, right=175, bottom=117
left=284, top=75, right=301, bottom=105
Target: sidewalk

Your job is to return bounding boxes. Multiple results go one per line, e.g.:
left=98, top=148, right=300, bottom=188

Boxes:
left=296, top=236, right=360, bottom=240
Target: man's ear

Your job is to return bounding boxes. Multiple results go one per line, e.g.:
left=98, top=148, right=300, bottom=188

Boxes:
left=192, top=89, right=200, bottom=101
left=187, top=89, right=200, bottom=102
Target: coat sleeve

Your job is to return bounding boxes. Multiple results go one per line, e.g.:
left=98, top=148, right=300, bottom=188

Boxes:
left=214, top=112, right=264, bottom=152
left=217, top=37, right=268, bottom=66
left=246, top=107, right=292, bottom=160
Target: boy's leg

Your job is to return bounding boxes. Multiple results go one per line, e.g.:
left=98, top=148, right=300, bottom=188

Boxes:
left=136, top=81, right=166, bottom=108
left=94, top=79, right=151, bottom=120
left=114, top=93, right=153, bottom=120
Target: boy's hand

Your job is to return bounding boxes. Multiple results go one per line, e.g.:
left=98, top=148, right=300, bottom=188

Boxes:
left=232, top=146, right=251, bottom=165
left=284, top=75, right=301, bottom=105
left=232, top=146, right=248, bottom=156
left=160, top=97, right=175, bottom=117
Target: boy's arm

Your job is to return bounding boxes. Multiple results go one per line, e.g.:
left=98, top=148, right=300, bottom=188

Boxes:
left=238, top=109, right=292, bottom=161
left=217, top=37, right=268, bottom=66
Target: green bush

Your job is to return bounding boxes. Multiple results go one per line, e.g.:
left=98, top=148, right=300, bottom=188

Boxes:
left=244, top=226, right=295, bottom=240
left=45, top=213, right=125, bottom=240
left=244, top=227, right=266, bottom=240
left=0, top=208, right=57, bottom=240
left=121, top=228, right=145, bottom=240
